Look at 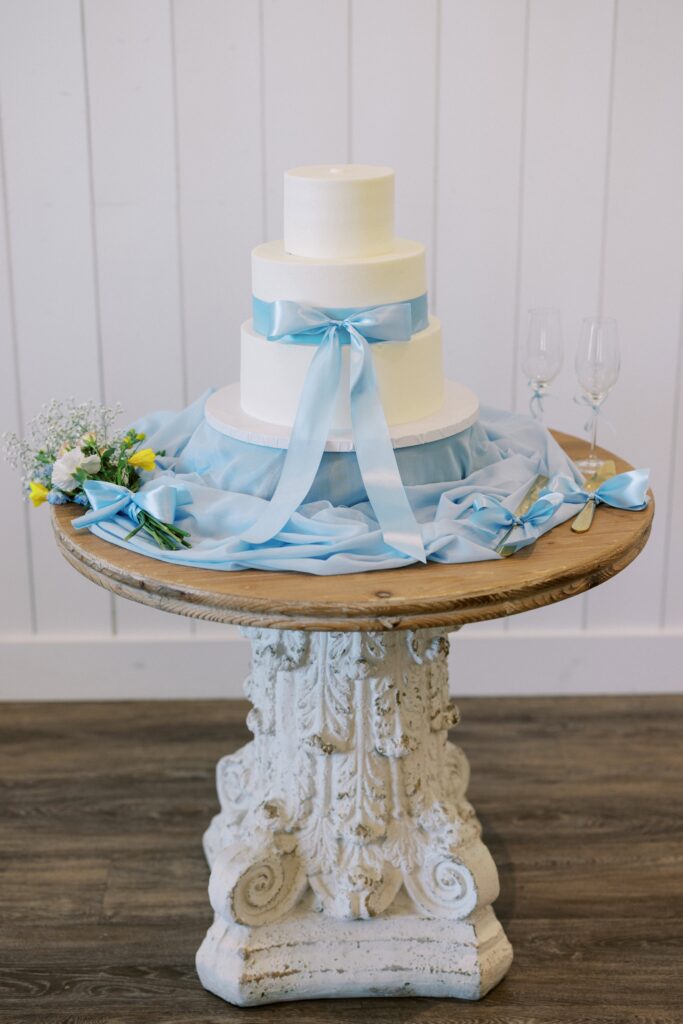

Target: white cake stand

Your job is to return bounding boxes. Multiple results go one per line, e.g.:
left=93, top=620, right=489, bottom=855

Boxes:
left=204, top=379, right=479, bottom=452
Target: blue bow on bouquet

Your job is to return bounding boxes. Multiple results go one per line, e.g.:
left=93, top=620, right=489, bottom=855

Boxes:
left=240, top=298, right=427, bottom=562
left=72, top=478, right=193, bottom=550
left=466, top=490, right=564, bottom=554
left=545, top=468, right=650, bottom=511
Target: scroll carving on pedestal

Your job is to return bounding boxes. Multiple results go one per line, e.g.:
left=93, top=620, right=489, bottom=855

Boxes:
left=203, top=626, right=497, bottom=925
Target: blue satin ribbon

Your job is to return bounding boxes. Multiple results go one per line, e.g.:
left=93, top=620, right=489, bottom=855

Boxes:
left=252, top=293, right=429, bottom=342
left=529, top=384, right=544, bottom=420
left=71, top=478, right=193, bottom=531
left=544, top=468, right=650, bottom=510
left=240, top=298, right=427, bottom=561
left=466, top=491, right=565, bottom=553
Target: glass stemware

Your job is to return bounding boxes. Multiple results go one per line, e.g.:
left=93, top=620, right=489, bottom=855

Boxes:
left=521, top=308, right=563, bottom=422
left=574, top=316, right=620, bottom=478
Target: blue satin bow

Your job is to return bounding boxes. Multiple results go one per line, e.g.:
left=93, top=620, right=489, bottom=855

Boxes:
left=240, top=299, right=427, bottom=562
left=545, top=468, right=650, bottom=510
left=573, top=393, right=616, bottom=435
left=466, top=491, right=564, bottom=553
left=71, top=478, right=193, bottom=531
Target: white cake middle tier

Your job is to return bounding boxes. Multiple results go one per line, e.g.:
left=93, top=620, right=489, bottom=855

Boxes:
left=240, top=316, right=444, bottom=430
left=252, top=238, right=426, bottom=307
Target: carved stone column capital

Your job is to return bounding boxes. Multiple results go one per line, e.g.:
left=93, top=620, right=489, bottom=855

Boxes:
left=197, top=627, right=512, bottom=1005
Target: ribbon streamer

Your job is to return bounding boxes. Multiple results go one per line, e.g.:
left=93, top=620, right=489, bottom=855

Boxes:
left=239, top=299, right=427, bottom=562
left=71, top=478, right=193, bottom=531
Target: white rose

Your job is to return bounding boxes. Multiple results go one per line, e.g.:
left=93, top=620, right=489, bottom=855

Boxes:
left=51, top=448, right=101, bottom=492
left=81, top=453, right=101, bottom=475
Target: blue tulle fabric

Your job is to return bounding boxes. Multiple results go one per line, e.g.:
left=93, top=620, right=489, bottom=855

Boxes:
left=71, top=389, right=605, bottom=575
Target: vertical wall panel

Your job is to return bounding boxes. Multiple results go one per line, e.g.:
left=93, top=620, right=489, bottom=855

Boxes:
left=0, top=121, right=33, bottom=635
left=509, top=0, right=615, bottom=631
left=585, top=0, right=683, bottom=630
left=435, top=0, right=528, bottom=406
left=173, top=0, right=263, bottom=401
left=351, top=0, right=438, bottom=258
left=0, top=0, right=111, bottom=635
left=83, top=0, right=186, bottom=415
left=172, top=0, right=263, bottom=639
left=262, top=0, right=349, bottom=239
left=83, top=0, right=190, bottom=635
left=663, top=287, right=683, bottom=626
left=435, top=0, right=527, bottom=639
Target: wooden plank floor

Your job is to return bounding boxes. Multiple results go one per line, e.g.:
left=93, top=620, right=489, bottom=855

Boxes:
left=0, top=695, right=681, bottom=1024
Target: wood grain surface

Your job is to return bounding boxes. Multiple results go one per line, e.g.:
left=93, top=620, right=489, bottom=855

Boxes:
left=0, top=696, right=681, bottom=1023
left=50, top=433, right=653, bottom=631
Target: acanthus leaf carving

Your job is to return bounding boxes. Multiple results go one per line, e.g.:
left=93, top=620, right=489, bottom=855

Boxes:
left=297, top=632, right=354, bottom=754
left=204, top=626, right=500, bottom=928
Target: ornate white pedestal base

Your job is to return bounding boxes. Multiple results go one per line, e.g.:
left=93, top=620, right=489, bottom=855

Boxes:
left=197, top=893, right=510, bottom=1005
left=196, top=628, right=513, bottom=1006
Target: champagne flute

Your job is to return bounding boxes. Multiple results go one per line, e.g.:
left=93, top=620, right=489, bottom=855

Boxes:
left=521, top=308, right=563, bottom=422
left=575, top=317, right=620, bottom=478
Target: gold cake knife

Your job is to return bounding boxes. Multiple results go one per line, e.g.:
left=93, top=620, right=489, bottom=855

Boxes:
left=496, top=474, right=549, bottom=557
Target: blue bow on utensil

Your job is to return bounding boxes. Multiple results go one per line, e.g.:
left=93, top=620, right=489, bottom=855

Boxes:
left=239, top=299, right=427, bottom=562
left=545, top=468, right=650, bottom=510
left=71, top=478, right=193, bottom=531
left=466, top=490, right=564, bottom=553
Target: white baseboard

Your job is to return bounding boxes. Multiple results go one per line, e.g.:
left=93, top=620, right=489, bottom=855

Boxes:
left=1, top=629, right=681, bottom=700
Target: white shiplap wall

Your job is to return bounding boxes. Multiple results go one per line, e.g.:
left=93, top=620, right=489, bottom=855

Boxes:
left=1, top=0, right=682, bottom=699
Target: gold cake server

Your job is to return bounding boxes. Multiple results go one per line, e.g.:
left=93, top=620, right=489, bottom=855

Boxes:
left=571, top=460, right=617, bottom=533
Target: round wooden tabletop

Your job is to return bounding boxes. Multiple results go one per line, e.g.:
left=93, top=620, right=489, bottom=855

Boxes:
left=51, top=432, right=653, bottom=632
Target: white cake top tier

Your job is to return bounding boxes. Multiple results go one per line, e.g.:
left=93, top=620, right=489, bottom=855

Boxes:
left=284, top=164, right=395, bottom=259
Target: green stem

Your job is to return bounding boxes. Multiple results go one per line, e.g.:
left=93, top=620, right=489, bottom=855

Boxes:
left=124, top=509, right=191, bottom=550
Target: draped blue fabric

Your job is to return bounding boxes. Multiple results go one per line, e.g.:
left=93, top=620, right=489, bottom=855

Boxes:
left=70, top=389, right=648, bottom=575
left=240, top=298, right=430, bottom=561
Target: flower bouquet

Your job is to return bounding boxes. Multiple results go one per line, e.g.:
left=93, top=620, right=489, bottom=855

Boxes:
left=2, top=400, right=191, bottom=551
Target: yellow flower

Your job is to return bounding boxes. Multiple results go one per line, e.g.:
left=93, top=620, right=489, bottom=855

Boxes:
left=29, top=481, right=49, bottom=507
left=135, top=432, right=146, bottom=441
left=128, top=448, right=156, bottom=472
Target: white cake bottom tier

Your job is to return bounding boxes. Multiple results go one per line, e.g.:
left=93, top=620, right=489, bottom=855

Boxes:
left=240, top=315, right=444, bottom=430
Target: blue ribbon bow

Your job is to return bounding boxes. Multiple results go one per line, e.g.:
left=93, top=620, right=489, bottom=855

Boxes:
left=466, top=491, right=564, bottom=553
left=573, top=393, right=616, bottom=435
left=71, top=478, right=193, bottom=531
left=239, top=298, right=427, bottom=562
left=545, top=468, right=650, bottom=510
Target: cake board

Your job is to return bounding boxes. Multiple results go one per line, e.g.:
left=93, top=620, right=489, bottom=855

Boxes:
left=204, top=378, right=480, bottom=452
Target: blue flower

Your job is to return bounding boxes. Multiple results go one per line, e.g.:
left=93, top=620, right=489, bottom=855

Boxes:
left=71, top=491, right=90, bottom=506
left=47, top=489, right=69, bottom=505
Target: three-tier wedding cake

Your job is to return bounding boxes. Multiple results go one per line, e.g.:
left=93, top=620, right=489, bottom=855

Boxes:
left=205, top=163, right=479, bottom=559
left=243, top=164, right=450, bottom=430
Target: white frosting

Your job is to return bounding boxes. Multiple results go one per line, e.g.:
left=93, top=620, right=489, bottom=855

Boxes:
left=284, top=165, right=394, bottom=259
left=252, top=238, right=426, bottom=307
left=240, top=316, right=444, bottom=430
